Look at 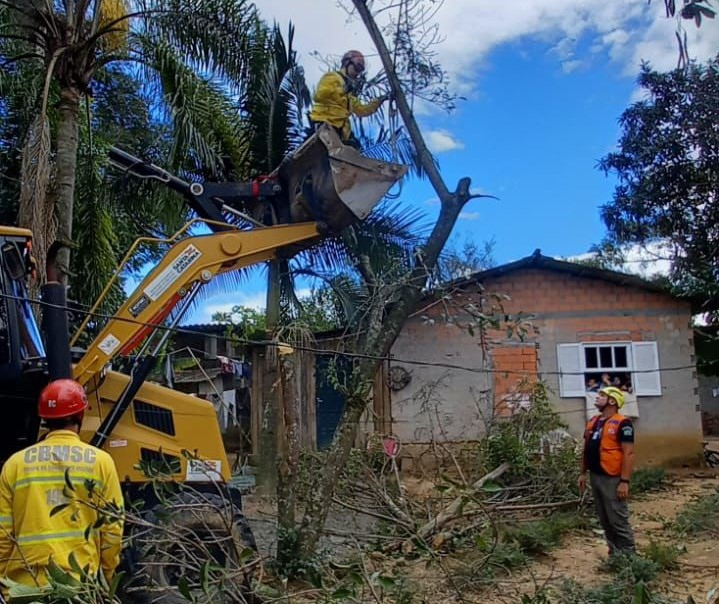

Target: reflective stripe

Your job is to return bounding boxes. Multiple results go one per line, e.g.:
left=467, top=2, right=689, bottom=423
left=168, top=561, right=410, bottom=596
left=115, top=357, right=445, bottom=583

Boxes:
left=0, top=515, right=12, bottom=524
left=17, top=530, right=86, bottom=544
left=14, top=474, right=102, bottom=490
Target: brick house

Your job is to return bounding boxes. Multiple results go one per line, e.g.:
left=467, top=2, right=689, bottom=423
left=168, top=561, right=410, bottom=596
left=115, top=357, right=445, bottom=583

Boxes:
left=188, top=252, right=703, bottom=467
left=383, top=251, right=703, bottom=467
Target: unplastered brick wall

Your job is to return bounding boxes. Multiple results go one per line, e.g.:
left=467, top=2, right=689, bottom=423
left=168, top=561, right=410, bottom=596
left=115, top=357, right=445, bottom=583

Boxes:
left=479, top=269, right=688, bottom=317
left=491, top=345, right=538, bottom=417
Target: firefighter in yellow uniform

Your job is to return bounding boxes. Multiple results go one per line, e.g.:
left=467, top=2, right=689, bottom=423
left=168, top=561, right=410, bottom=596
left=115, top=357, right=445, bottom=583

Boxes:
left=310, top=50, right=389, bottom=148
left=0, top=379, right=124, bottom=594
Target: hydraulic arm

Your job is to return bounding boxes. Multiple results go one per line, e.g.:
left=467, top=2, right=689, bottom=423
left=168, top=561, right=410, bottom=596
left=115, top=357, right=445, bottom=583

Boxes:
left=74, top=132, right=405, bottom=448
left=72, top=223, right=321, bottom=387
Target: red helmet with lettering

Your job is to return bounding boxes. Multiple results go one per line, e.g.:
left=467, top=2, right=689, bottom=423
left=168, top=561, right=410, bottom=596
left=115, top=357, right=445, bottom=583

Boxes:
left=38, top=379, right=88, bottom=419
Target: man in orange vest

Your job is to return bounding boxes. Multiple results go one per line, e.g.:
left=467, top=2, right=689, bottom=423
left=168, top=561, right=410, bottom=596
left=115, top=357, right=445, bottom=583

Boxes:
left=578, top=386, right=636, bottom=555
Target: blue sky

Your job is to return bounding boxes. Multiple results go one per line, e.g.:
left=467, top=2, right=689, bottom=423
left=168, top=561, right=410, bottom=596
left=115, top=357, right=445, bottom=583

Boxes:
left=184, top=0, right=718, bottom=323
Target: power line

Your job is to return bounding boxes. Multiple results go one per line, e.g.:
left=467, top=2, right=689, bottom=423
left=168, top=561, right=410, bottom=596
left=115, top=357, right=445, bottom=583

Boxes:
left=0, top=291, right=700, bottom=378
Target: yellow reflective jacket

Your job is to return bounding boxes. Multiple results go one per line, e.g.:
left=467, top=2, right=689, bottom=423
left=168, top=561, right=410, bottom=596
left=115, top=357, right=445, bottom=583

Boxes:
left=309, top=71, right=382, bottom=140
left=0, top=430, right=124, bottom=589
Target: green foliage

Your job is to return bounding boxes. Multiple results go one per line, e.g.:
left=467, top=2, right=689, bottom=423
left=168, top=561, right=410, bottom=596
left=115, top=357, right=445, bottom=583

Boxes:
left=435, top=236, right=496, bottom=283
left=556, top=578, right=631, bottom=604
left=604, top=552, right=660, bottom=584
left=214, top=286, right=349, bottom=339
left=631, top=468, right=667, bottom=495
left=1, top=558, right=122, bottom=603
left=449, top=539, right=528, bottom=591
left=293, top=448, right=382, bottom=506
left=214, top=305, right=268, bottom=339
left=481, top=382, right=575, bottom=483
left=314, top=561, right=418, bottom=604
left=487, top=541, right=529, bottom=570
left=640, top=540, right=680, bottom=571
left=598, top=55, right=719, bottom=315
left=672, top=488, right=719, bottom=535
left=557, top=553, right=664, bottom=604
left=505, top=513, right=583, bottom=556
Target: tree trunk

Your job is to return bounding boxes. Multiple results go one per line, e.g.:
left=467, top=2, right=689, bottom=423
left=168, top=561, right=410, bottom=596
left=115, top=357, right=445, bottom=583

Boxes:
left=293, top=1, right=477, bottom=560
left=257, top=260, right=281, bottom=495
left=276, top=352, right=301, bottom=565
left=53, top=86, right=82, bottom=284
left=296, top=392, right=366, bottom=558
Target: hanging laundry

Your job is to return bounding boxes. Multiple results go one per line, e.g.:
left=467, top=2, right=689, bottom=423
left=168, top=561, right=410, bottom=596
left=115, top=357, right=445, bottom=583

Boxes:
left=217, top=355, right=234, bottom=374
left=241, top=361, right=252, bottom=381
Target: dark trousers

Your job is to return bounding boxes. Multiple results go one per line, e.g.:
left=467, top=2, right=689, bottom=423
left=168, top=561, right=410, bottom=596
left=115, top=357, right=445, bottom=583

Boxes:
left=589, top=472, right=636, bottom=554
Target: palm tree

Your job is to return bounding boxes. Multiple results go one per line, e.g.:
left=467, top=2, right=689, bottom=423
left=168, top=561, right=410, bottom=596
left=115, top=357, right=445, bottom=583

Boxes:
left=0, top=0, right=261, bottom=281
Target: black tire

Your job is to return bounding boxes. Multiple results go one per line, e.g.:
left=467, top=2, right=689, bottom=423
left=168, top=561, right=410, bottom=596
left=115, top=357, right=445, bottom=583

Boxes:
left=127, top=491, right=257, bottom=604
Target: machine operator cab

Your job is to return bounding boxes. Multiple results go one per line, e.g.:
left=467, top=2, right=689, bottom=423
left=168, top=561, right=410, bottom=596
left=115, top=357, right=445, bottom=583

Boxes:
left=0, top=227, right=47, bottom=465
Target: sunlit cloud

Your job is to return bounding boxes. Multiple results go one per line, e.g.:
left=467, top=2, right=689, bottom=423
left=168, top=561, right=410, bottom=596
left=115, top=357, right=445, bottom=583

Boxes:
left=426, top=129, right=465, bottom=153
left=459, top=212, right=481, bottom=221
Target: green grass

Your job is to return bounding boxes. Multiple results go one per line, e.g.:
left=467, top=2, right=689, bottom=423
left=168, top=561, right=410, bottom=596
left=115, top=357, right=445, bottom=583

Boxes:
left=640, top=540, right=680, bottom=571
left=505, top=513, right=583, bottom=555
left=631, top=468, right=668, bottom=495
left=672, top=489, right=719, bottom=536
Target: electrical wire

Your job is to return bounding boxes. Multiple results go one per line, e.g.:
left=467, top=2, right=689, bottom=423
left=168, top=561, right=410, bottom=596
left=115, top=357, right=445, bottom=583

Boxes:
left=0, top=290, right=701, bottom=379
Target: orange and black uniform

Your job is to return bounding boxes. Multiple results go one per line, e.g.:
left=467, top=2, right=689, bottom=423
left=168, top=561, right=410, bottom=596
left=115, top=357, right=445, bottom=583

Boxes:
left=584, top=413, right=634, bottom=475
left=583, top=413, right=636, bottom=554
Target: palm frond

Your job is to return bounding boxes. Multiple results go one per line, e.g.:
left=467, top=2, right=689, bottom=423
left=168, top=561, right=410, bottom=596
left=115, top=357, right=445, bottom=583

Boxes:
left=137, top=0, right=261, bottom=89
left=137, top=35, right=249, bottom=176
left=71, top=147, right=122, bottom=314
left=243, top=21, right=309, bottom=174
left=358, top=126, right=433, bottom=179
left=294, top=199, right=428, bottom=278
left=98, top=0, right=129, bottom=52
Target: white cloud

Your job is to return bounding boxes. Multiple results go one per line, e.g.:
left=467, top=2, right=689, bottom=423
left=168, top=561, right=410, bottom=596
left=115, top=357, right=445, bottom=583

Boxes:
left=426, top=129, right=465, bottom=153
left=561, top=59, right=584, bottom=74
left=254, top=0, right=719, bottom=99
left=459, top=212, right=481, bottom=221
left=187, top=288, right=315, bottom=324
left=563, top=241, right=672, bottom=279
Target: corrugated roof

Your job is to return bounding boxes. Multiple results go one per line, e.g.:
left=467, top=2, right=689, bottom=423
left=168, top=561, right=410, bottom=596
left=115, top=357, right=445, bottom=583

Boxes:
left=179, top=323, right=232, bottom=333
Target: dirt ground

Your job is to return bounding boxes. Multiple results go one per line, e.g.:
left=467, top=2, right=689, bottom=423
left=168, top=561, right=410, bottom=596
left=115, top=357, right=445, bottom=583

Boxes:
left=365, top=471, right=719, bottom=603
left=485, top=471, right=719, bottom=602
left=241, top=471, right=719, bottom=602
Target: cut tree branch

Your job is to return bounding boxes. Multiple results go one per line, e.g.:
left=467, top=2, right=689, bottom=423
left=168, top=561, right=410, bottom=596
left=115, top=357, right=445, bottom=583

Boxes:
left=416, top=462, right=510, bottom=540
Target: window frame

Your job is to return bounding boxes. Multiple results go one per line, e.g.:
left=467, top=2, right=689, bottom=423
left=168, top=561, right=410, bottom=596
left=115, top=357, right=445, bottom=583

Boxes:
left=582, top=342, right=631, bottom=374
left=557, top=341, right=662, bottom=397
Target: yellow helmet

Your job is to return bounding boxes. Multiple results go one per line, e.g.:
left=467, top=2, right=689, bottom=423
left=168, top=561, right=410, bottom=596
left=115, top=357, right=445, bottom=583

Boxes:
left=599, top=386, right=625, bottom=409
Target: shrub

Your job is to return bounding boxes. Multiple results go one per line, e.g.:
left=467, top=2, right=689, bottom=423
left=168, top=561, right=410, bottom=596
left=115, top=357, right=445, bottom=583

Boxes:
left=640, top=540, right=680, bottom=571
left=631, top=468, right=667, bottom=494
left=506, top=513, right=581, bottom=555
left=602, top=552, right=660, bottom=584
left=672, top=489, right=719, bottom=536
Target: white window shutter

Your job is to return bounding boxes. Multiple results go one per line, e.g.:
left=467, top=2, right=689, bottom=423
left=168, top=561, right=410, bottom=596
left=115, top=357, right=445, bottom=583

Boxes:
left=557, top=344, right=585, bottom=397
left=632, top=342, right=662, bottom=396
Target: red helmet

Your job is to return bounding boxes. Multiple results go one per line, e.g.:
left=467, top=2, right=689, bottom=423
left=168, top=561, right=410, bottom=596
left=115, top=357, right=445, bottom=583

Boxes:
left=38, top=379, right=88, bottom=419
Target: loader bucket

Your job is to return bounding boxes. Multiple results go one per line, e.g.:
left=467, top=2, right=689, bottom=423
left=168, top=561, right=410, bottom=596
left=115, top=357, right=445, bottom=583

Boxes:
left=276, top=124, right=408, bottom=232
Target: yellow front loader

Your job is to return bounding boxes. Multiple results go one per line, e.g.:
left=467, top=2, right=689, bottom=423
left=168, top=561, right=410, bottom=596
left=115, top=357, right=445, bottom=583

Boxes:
left=0, top=124, right=406, bottom=601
